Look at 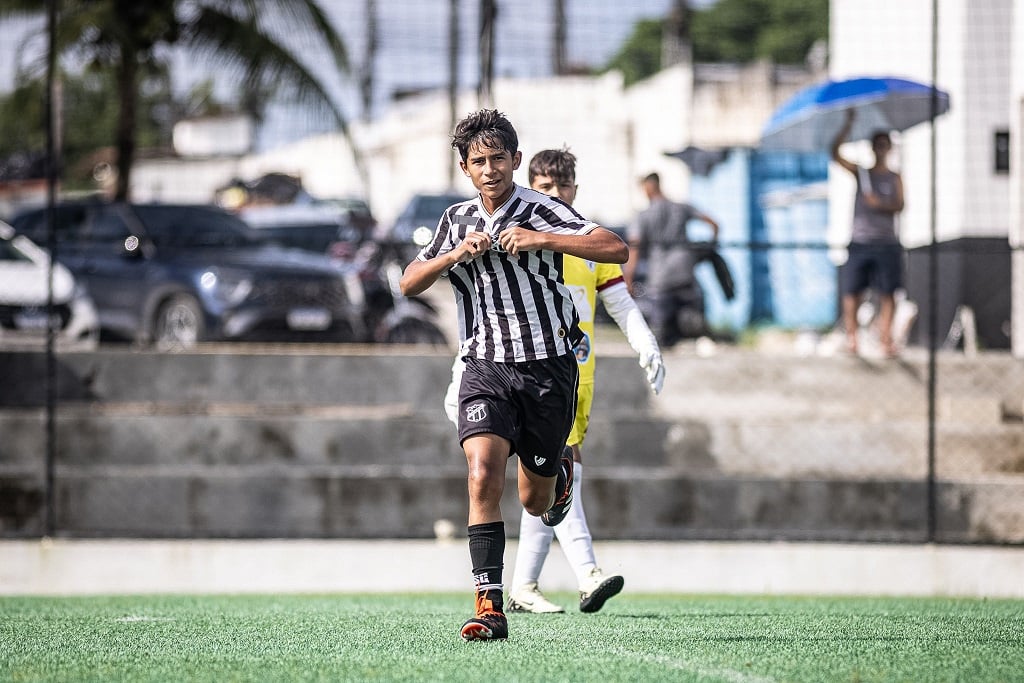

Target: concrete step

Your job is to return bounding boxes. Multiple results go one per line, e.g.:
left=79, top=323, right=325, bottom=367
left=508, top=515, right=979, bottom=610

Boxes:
left=3, top=468, right=1021, bottom=543
left=2, top=407, right=1020, bottom=478
left=4, top=347, right=1021, bottom=422
left=2, top=347, right=1022, bottom=543
left=2, top=347, right=465, bottom=408
left=0, top=347, right=656, bottom=409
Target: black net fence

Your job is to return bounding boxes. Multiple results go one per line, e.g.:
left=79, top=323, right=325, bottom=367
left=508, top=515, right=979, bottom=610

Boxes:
left=0, top=0, right=1020, bottom=544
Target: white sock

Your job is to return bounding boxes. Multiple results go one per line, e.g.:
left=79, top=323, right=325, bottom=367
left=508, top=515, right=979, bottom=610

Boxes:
left=510, top=504, right=554, bottom=591
left=553, top=463, right=597, bottom=585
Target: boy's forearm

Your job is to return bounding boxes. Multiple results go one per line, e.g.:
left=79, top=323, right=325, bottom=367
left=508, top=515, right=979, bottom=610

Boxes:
left=543, top=228, right=629, bottom=264
left=400, top=256, right=455, bottom=296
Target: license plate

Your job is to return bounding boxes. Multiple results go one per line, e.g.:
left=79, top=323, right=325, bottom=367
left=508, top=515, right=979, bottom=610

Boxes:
left=286, top=307, right=331, bottom=331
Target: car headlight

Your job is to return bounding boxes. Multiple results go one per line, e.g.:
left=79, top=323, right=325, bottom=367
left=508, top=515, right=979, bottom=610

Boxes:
left=412, top=225, right=434, bottom=247
left=199, top=270, right=253, bottom=306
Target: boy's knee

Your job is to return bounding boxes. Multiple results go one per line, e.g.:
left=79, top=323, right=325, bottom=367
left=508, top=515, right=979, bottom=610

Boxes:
left=467, top=467, right=502, bottom=499
left=520, top=489, right=552, bottom=517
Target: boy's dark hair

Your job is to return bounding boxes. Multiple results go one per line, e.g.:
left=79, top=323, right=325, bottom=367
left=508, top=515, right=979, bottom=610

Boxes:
left=451, top=109, right=518, bottom=161
left=528, top=148, right=577, bottom=185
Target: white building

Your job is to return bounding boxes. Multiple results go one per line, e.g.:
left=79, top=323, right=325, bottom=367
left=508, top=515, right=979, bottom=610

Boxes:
left=131, top=59, right=810, bottom=227
left=829, top=0, right=1018, bottom=355
left=1012, top=0, right=1024, bottom=357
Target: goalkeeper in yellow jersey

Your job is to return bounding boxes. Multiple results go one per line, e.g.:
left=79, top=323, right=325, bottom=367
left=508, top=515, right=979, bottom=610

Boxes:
left=444, top=148, right=665, bottom=613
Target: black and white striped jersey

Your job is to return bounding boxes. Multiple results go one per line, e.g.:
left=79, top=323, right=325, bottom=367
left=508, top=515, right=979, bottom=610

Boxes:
left=416, top=184, right=599, bottom=363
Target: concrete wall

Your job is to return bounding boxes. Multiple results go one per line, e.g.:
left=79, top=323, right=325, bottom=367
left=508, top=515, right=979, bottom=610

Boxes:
left=2, top=346, right=1022, bottom=543
left=5, top=539, right=1024, bottom=597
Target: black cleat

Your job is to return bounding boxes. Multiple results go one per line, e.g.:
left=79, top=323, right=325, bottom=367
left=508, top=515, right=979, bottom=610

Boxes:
left=460, top=611, right=508, bottom=641
left=541, top=447, right=574, bottom=527
left=460, top=594, right=508, bottom=641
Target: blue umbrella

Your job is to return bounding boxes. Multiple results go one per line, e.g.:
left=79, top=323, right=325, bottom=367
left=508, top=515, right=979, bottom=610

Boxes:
left=760, top=76, right=951, bottom=152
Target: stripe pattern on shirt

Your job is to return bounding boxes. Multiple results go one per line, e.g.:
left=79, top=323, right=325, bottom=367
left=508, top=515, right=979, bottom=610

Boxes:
left=417, top=184, right=599, bottom=363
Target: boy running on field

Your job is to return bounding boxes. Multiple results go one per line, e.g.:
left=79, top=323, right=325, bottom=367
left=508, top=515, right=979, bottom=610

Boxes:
left=400, top=110, right=629, bottom=641
left=444, top=148, right=665, bottom=615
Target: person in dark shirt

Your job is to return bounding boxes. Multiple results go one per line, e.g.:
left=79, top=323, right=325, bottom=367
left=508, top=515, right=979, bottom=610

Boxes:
left=623, top=172, right=720, bottom=348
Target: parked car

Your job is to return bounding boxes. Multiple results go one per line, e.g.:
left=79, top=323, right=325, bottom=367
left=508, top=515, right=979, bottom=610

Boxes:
left=9, top=201, right=363, bottom=348
left=387, top=192, right=471, bottom=263
left=239, top=203, right=363, bottom=259
left=320, top=197, right=378, bottom=242
left=0, top=219, right=99, bottom=349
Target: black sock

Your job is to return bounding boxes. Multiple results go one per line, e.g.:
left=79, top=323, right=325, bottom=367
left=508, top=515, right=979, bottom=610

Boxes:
left=468, top=521, right=505, bottom=613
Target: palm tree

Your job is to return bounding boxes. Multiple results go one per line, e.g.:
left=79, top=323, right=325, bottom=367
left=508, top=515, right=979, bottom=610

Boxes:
left=0, top=0, right=358, bottom=200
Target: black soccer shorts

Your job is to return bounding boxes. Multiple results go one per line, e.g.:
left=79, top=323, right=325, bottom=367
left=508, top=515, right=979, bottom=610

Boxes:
left=456, top=354, right=578, bottom=478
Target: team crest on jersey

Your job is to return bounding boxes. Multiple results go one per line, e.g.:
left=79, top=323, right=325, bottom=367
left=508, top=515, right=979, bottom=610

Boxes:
left=465, top=403, right=487, bottom=423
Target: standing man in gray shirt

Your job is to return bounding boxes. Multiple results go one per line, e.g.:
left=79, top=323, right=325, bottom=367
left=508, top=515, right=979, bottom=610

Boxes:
left=623, top=172, right=720, bottom=348
left=831, top=110, right=905, bottom=358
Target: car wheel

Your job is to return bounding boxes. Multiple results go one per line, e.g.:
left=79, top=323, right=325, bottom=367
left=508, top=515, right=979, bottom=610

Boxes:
left=152, top=294, right=205, bottom=350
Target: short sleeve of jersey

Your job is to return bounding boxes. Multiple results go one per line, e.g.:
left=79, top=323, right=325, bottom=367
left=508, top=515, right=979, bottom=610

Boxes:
left=523, top=187, right=600, bottom=236
left=415, top=202, right=473, bottom=263
left=595, top=262, right=626, bottom=292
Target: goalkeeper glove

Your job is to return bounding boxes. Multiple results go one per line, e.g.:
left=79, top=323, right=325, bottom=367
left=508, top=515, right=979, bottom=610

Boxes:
left=639, top=349, right=665, bottom=395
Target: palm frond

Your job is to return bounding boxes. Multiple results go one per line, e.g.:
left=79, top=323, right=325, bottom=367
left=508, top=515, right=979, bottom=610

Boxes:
left=185, top=6, right=345, bottom=129
left=184, top=4, right=365, bottom=180
left=252, top=0, right=349, bottom=75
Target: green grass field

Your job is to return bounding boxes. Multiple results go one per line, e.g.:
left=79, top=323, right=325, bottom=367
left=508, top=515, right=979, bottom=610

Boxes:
left=2, top=593, right=1022, bottom=682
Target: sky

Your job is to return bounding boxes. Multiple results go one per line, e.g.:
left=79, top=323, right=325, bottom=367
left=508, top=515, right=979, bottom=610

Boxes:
left=0, top=1, right=716, bottom=150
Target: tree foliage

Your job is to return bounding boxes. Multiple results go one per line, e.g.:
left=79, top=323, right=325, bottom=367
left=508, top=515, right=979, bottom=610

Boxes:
left=0, top=0, right=354, bottom=199
left=692, top=0, right=828, bottom=64
left=605, top=0, right=828, bottom=86
left=0, top=69, right=229, bottom=189
left=604, top=19, right=664, bottom=88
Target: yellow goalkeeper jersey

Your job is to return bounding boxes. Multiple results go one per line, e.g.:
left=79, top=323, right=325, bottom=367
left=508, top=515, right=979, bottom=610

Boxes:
left=563, top=254, right=627, bottom=386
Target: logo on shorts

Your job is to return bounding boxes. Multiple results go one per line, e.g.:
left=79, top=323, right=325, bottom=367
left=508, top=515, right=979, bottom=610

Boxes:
left=534, top=455, right=546, bottom=467
left=466, top=403, right=487, bottom=423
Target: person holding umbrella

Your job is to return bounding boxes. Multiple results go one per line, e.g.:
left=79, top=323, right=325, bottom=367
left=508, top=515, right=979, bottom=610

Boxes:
left=831, top=109, right=905, bottom=358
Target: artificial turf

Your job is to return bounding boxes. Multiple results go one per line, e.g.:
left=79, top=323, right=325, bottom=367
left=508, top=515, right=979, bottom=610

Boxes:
left=2, top=593, right=1022, bottom=682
